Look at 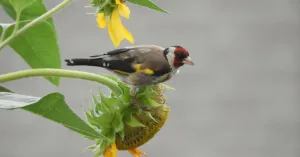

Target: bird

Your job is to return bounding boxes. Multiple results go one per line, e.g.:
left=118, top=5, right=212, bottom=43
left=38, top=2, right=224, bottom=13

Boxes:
left=64, top=45, right=194, bottom=110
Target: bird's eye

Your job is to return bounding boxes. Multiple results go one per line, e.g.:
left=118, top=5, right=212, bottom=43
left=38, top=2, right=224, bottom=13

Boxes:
left=175, top=52, right=183, bottom=58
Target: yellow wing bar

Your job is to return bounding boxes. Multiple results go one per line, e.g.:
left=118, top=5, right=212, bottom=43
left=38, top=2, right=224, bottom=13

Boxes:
left=133, top=64, right=154, bottom=75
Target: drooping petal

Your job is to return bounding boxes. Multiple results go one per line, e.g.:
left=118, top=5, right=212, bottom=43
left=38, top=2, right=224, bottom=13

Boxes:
left=124, top=29, right=134, bottom=44
left=96, top=13, right=106, bottom=28
left=104, top=147, right=112, bottom=157
left=118, top=3, right=130, bottom=19
left=115, top=0, right=121, bottom=4
left=121, top=23, right=134, bottom=44
left=128, top=148, right=147, bottom=157
left=111, top=144, right=117, bottom=157
left=111, top=9, right=125, bottom=41
left=108, top=19, right=121, bottom=47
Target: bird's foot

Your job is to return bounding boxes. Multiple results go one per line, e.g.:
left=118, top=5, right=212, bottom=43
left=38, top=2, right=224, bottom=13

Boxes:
left=131, top=97, right=150, bottom=111
left=128, top=148, right=148, bottom=157
left=104, top=143, right=117, bottom=157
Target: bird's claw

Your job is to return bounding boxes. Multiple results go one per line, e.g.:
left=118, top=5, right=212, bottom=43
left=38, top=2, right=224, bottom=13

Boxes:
left=128, top=148, right=148, bottom=157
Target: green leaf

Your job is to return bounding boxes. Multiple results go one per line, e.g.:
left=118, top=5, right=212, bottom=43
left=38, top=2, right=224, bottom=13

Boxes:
left=112, top=112, right=124, bottom=132
left=139, top=97, right=162, bottom=108
left=145, top=111, right=157, bottom=123
left=0, top=90, right=106, bottom=140
left=23, top=93, right=107, bottom=140
left=118, top=129, right=125, bottom=140
left=0, top=86, right=10, bottom=92
left=96, top=112, right=114, bottom=129
left=9, top=0, right=37, bottom=13
left=5, top=21, right=61, bottom=85
left=124, top=113, right=145, bottom=127
left=0, top=25, right=2, bottom=37
left=0, top=0, right=61, bottom=86
left=92, top=139, right=110, bottom=157
left=127, top=0, right=169, bottom=13
left=0, top=92, right=40, bottom=109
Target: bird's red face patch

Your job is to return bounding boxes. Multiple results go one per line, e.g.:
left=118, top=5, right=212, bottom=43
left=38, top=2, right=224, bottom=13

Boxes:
left=173, top=46, right=190, bottom=68
left=175, top=47, right=189, bottom=57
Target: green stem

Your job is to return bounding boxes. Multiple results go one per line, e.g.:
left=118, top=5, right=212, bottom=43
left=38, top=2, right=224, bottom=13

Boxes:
left=0, top=0, right=72, bottom=51
left=11, top=12, right=21, bottom=36
left=0, top=69, right=122, bottom=96
left=0, top=27, right=7, bottom=42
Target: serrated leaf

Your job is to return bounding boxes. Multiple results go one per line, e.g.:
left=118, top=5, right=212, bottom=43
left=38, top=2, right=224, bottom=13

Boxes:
left=145, top=111, right=157, bottom=123
left=112, top=112, right=124, bottom=132
left=139, top=97, right=162, bottom=108
left=127, top=0, right=168, bottom=13
left=0, top=89, right=106, bottom=140
left=85, top=110, right=101, bottom=130
left=92, top=95, right=108, bottom=113
left=99, top=92, right=119, bottom=112
left=9, top=0, right=37, bottom=13
left=118, top=129, right=125, bottom=139
left=0, top=0, right=61, bottom=86
left=96, top=112, right=114, bottom=129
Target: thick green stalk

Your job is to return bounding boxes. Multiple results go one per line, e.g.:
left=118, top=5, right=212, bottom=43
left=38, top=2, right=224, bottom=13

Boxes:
left=0, top=69, right=122, bottom=96
left=0, top=0, right=72, bottom=51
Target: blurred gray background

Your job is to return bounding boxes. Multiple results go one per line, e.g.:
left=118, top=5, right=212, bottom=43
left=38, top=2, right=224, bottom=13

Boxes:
left=1, top=0, right=300, bottom=157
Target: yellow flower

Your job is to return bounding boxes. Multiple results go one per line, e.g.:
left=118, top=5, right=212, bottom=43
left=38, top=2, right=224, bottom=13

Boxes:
left=96, top=0, right=134, bottom=47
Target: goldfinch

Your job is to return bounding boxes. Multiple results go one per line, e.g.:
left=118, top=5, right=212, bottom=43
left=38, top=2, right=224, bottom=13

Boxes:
left=65, top=45, right=194, bottom=110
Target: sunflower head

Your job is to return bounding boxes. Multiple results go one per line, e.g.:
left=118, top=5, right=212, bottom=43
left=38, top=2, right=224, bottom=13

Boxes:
left=84, top=75, right=173, bottom=156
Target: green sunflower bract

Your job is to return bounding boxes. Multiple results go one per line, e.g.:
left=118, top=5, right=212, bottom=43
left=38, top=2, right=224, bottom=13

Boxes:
left=84, top=75, right=173, bottom=157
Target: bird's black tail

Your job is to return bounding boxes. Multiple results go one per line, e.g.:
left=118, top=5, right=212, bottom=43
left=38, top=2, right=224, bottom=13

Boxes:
left=65, top=58, right=104, bottom=67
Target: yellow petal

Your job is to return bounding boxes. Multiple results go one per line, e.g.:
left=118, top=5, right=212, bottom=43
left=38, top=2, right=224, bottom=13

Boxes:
left=121, top=24, right=134, bottom=44
left=111, top=9, right=125, bottom=41
left=128, top=148, right=147, bottom=157
left=108, top=20, right=121, bottom=47
left=104, top=148, right=112, bottom=157
left=118, top=3, right=130, bottom=19
left=115, top=0, right=121, bottom=4
left=111, top=144, right=117, bottom=157
left=96, top=13, right=106, bottom=28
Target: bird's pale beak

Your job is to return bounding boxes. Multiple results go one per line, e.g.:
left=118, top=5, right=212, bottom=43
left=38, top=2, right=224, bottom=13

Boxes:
left=182, top=57, right=194, bottom=65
